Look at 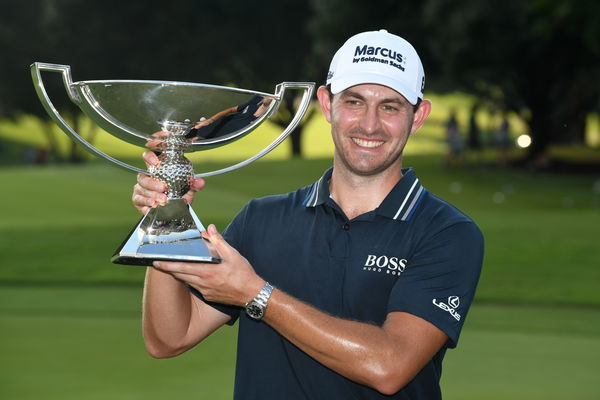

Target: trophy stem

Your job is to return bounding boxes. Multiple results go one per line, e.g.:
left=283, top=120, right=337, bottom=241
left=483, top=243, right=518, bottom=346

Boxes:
left=112, top=119, right=221, bottom=265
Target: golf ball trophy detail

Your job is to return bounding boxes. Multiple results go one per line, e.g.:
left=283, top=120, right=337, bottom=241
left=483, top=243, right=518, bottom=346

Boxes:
left=31, top=62, right=314, bottom=266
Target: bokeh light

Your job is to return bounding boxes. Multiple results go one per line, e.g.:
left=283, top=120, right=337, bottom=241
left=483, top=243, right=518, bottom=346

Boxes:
left=516, top=134, right=532, bottom=148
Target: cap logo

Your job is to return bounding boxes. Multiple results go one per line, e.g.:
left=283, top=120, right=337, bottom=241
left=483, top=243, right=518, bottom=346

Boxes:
left=353, top=45, right=406, bottom=71
left=327, top=70, right=334, bottom=80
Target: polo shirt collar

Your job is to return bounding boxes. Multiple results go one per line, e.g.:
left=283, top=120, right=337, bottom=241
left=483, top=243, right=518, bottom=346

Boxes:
left=302, top=168, right=333, bottom=207
left=378, top=168, right=427, bottom=221
left=303, top=168, right=427, bottom=221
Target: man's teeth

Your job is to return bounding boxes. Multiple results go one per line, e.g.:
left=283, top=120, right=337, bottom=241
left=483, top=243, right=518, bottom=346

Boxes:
left=352, top=138, right=384, bottom=148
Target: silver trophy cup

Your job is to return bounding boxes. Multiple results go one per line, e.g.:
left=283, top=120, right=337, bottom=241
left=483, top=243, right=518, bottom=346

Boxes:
left=31, top=62, right=314, bottom=266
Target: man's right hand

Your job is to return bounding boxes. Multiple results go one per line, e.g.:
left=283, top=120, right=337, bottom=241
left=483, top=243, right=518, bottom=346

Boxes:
left=132, top=151, right=205, bottom=215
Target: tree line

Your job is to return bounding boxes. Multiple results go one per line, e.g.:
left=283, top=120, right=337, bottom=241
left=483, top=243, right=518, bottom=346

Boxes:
left=1, top=0, right=598, bottom=164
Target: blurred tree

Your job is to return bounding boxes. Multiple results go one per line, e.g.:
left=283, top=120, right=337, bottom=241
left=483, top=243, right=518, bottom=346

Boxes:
left=310, top=0, right=600, bottom=163
left=308, top=0, right=431, bottom=86
left=0, top=0, right=315, bottom=159
left=0, top=0, right=68, bottom=161
left=4, top=0, right=599, bottom=163
left=422, top=0, right=600, bottom=162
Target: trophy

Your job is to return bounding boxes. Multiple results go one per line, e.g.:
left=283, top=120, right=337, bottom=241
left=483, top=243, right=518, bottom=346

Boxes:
left=31, top=62, right=314, bottom=266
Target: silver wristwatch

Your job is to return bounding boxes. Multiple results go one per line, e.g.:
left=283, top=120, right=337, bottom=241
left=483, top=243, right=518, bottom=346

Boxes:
left=245, top=282, right=274, bottom=320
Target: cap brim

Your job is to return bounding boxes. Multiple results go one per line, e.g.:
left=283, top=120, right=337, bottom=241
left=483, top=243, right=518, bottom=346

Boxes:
left=330, top=73, right=419, bottom=105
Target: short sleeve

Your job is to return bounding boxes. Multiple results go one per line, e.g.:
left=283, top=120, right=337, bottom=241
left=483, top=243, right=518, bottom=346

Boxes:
left=188, top=203, right=252, bottom=325
left=387, top=221, right=484, bottom=348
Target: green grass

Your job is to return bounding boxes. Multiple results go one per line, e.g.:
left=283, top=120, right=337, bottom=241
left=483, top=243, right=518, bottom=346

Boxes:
left=1, top=156, right=598, bottom=306
left=1, top=287, right=599, bottom=399
left=443, top=305, right=600, bottom=399
left=0, top=287, right=237, bottom=400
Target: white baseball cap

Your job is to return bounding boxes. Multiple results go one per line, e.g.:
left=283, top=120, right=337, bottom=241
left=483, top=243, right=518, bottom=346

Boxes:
left=326, top=30, right=425, bottom=105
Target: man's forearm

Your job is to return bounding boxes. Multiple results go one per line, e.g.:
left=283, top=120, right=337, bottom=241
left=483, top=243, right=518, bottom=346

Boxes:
left=142, top=267, right=195, bottom=357
left=263, top=288, right=446, bottom=395
left=208, top=106, right=238, bottom=122
left=142, top=267, right=232, bottom=358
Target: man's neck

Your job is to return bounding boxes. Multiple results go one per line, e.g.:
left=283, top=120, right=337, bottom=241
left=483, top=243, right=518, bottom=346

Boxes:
left=329, top=164, right=403, bottom=220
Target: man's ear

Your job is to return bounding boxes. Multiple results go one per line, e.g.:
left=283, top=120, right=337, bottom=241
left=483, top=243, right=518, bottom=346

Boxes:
left=316, top=86, right=333, bottom=123
left=410, top=99, right=432, bottom=134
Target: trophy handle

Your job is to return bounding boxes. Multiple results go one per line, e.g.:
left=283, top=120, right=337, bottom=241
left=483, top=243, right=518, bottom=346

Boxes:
left=30, top=62, right=147, bottom=174
left=194, top=82, right=315, bottom=178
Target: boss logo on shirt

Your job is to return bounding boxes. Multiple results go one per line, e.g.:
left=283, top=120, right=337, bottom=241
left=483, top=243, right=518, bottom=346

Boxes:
left=433, top=296, right=461, bottom=321
left=363, top=254, right=407, bottom=276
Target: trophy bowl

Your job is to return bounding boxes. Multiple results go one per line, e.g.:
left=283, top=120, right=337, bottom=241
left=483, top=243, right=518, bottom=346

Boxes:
left=31, top=62, right=314, bottom=266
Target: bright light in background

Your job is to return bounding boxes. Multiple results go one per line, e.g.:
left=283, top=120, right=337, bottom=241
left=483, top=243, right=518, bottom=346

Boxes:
left=516, top=134, right=532, bottom=148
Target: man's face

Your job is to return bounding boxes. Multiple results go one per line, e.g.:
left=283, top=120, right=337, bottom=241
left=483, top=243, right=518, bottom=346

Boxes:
left=318, top=83, right=430, bottom=177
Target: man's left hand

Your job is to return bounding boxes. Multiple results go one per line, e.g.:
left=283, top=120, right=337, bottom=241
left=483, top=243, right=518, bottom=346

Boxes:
left=152, top=224, right=264, bottom=307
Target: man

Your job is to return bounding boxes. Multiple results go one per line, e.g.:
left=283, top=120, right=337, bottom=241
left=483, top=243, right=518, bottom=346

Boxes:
left=133, top=30, right=484, bottom=399
left=188, top=96, right=272, bottom=140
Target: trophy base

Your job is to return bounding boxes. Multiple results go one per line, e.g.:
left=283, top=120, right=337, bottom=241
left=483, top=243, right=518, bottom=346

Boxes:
left=111, top=199, right=221, bottom=266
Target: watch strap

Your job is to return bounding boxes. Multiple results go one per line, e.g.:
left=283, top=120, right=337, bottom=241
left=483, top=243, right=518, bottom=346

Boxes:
left=244, top=282, right=274, bottom=320
left=253, top=282, right=273, bottom=308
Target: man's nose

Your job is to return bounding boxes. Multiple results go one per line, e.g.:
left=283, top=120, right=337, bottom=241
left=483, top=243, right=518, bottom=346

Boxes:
left=359, top=106, right=381, bottom=134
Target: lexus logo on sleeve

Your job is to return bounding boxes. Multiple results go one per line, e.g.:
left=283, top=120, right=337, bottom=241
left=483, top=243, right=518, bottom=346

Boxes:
left=448, top=296, right=460, bottom=308
left=432, top=296, right=461, bottom=321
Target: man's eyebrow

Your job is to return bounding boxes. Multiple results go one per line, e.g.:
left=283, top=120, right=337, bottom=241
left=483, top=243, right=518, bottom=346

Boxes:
left=381, top=97, right=406, bottom=105
left=340, top=90, right=407, bottom=105
left=339, top=90, right=365, bottom=100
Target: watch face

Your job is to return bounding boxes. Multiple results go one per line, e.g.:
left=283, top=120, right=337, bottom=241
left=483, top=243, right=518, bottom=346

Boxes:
left=246, top=302, right=264, bottom=320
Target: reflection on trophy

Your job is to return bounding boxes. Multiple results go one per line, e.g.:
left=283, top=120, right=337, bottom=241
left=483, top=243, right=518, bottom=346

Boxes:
left=31, top=63, right=314, bottom=266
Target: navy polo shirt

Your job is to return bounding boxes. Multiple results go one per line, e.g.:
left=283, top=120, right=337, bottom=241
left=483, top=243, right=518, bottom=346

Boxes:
left=193, top=167, right=483, bottom=400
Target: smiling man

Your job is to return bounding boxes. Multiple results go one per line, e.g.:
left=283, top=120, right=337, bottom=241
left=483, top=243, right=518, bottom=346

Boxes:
left=134, top=30, right=484, bottom=399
